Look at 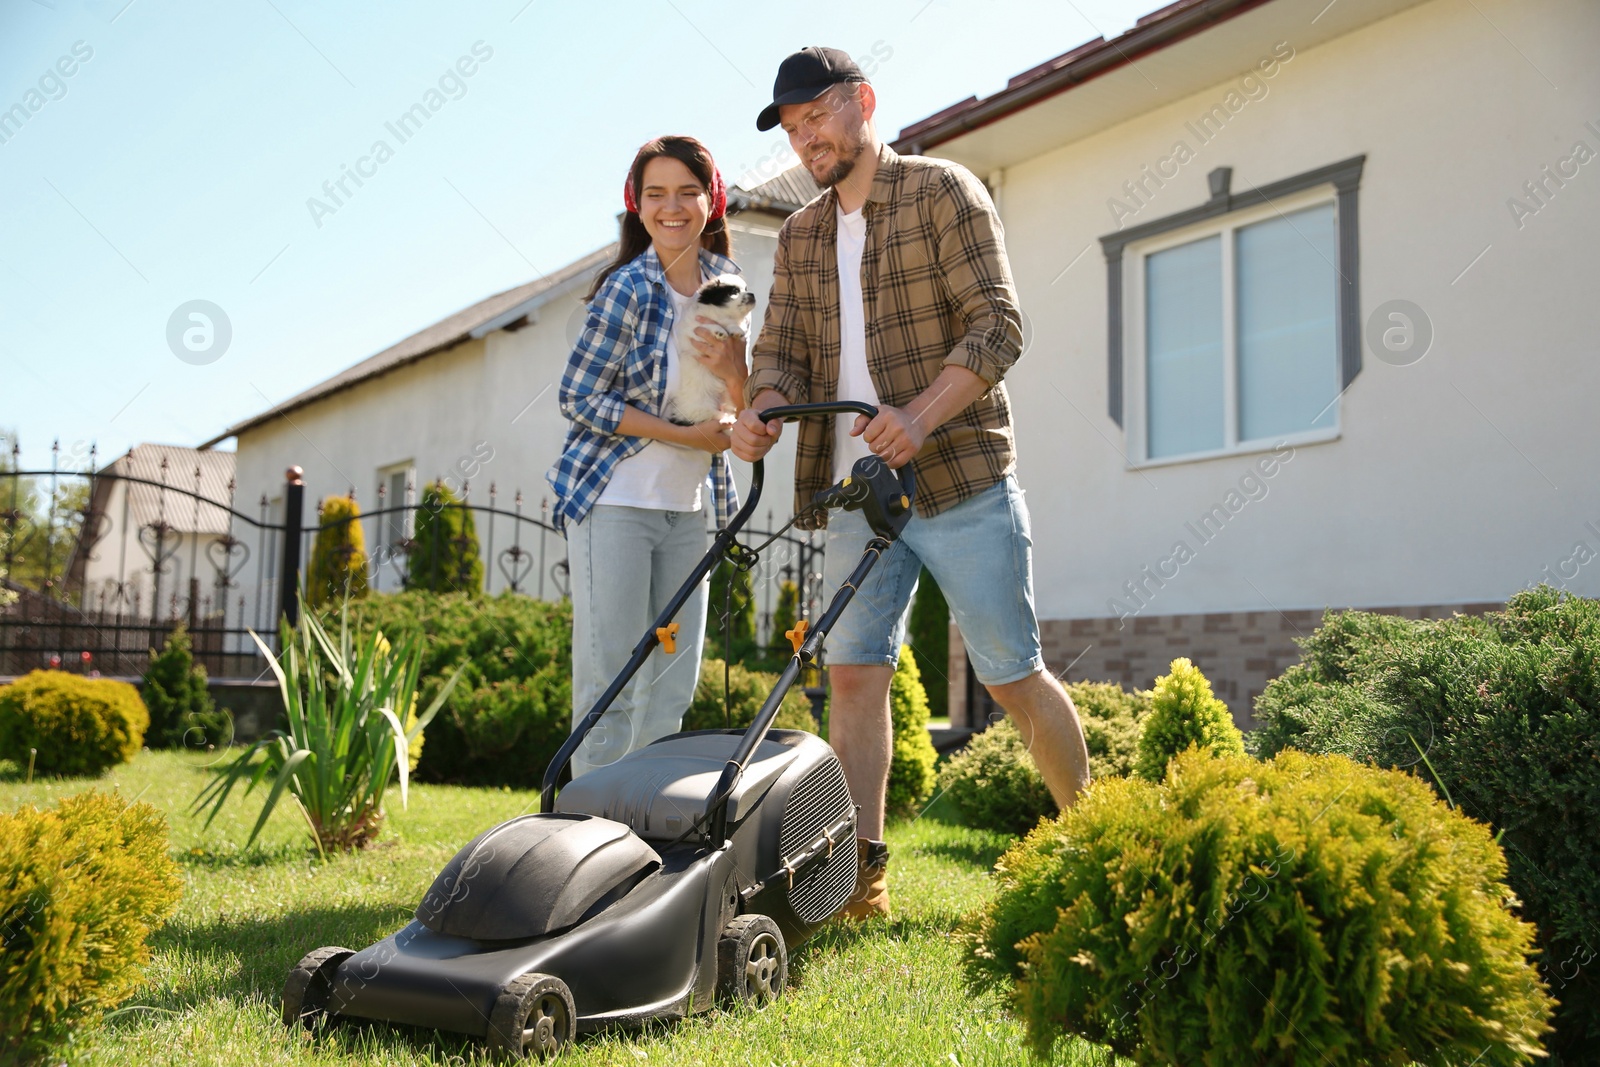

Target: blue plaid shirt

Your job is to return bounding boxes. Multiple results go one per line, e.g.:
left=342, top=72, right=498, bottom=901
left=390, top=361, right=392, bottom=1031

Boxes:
left=546, top=246, right=742, bottom=534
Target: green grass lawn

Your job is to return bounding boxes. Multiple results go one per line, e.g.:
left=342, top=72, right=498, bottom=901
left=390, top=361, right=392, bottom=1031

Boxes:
left=2, top=750, right=1117, bottom=1067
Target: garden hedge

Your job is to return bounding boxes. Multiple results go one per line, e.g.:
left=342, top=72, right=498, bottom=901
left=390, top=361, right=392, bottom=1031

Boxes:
left=682, top=657, right=816, bottom=735
left=0, top=790, right=182, bottom=1063
left=335, top=591, right=569, bottom=787
left=1250, top=586, right=1600, bottom=1057
left=965, top=748, right=1554, bottom=1065
left=0, top=672, right=148, bottom=777
left=938, top=680, right=1151, bottom=835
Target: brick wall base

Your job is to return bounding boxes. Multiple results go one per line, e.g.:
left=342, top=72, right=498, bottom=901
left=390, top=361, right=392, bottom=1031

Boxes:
left=947, top=602, right=1502, bottom=730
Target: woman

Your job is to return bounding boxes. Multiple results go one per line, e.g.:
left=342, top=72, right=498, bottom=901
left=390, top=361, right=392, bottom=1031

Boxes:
left=547, top=135, right=749, bottom=777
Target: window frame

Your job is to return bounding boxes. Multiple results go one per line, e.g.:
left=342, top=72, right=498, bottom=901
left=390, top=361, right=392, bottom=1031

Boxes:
left=376, top=462, right=416, bottom=548
left=1100, top=156, right=1364, bottom=468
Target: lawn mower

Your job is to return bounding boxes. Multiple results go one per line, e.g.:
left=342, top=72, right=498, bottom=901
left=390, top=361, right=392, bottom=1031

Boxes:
left=281, top=403, right=915, bottom=1059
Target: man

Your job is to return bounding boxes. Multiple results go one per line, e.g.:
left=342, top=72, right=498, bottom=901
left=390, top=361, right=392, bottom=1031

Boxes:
left=735, top=47, right=1093, bottom=919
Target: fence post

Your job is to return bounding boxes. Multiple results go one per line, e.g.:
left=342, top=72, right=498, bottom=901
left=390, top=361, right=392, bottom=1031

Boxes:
left=279, top=466, right=305, bottom=629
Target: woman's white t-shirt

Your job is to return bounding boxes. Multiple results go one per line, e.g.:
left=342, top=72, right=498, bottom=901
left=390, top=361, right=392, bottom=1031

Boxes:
left=596, top=282, right=713, bottom=512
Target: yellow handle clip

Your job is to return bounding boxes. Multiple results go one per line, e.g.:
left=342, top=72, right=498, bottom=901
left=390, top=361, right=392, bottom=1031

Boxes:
left=785, top=619, right=809, bottom=654
left=656, top=622, right=680, bottom=654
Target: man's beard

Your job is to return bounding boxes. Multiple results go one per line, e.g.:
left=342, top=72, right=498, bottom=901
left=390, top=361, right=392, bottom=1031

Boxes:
left=813, top=127, right=869, bottom=188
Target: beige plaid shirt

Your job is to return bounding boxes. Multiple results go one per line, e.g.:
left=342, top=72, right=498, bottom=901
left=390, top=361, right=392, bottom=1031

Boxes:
left=745, top=142, right=1024, bottom=527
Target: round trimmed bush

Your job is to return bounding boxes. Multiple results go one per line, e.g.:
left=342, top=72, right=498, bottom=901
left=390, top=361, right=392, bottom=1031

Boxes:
left=0, top=672, right=148, bottom=777
left=937, top=718, right=1055, bottom=835
left=1072, top=679, right=1151, bottom=780
left=1, top=789, right=183, bottom=1063
left=938, top=681, right=1150, bottom=835
left=965, top=748, right=1555, bottom=1066
left=1249, top=588, right=1600, bottom=1055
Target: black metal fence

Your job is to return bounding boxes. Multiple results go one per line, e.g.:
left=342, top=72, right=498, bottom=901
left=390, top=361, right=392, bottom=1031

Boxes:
left=1, top=444, right=825, bottom=680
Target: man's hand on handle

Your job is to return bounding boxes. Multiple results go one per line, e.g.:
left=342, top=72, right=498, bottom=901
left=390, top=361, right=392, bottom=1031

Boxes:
left=851, top=405, right=926, bottom=470
left=732, top=389, right=789, bottom=462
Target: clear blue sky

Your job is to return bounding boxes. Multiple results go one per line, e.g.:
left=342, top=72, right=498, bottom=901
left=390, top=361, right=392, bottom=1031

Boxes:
left=1, top=0, right=1157, bottom=471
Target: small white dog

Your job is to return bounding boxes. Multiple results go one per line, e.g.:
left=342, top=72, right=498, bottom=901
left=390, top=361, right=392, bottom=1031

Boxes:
left=665, top=273, right=756, bottom=425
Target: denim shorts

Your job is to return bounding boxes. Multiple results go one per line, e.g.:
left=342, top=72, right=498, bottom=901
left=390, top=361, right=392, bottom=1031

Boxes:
left=821, top=474, right=1043, bottom=687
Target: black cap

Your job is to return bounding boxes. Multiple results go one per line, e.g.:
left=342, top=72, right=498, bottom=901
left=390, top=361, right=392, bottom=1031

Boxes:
left=756, top=46, right=866, bottom=132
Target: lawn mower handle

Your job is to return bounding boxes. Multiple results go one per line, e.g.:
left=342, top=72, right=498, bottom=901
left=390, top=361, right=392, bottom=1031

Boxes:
left=540, top=402, right=891, bottom=812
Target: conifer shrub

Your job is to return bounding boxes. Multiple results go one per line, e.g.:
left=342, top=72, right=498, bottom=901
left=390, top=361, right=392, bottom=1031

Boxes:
left=1250, top=588, right=1600, bottom=1056
left=0, top=672, right=147, bottom=777
left=938, top=681, right=1151, bottom=835
left=683, top=657, right=816, bottom=735
left=707, top=559, right=758, bottom=663
left=336, top=591, right=570, bottom=787
left=0, top=790, right=182, bottom=1063
left=1133, top=657, right=1243, bottom=781
left=887, top=644, right=938, bottom=818
left=1073, top=680, right=1152, bottom=780
left=766, top=580, right=800, bottom=659
left=937, top=718, right=1055, bottom=836
left=964, top=749, right=1555, bottom=1066
left=306, top=495, right=370, bottom=608
left=141, top=624, right=229, bottom=750
left=406, top=482, right=483, bottom=594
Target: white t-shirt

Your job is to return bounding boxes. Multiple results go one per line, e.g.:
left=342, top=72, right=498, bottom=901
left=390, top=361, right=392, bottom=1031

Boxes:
left=833, top=203, right=881, bottom=482
left=596, top=282, right=712, bottom=512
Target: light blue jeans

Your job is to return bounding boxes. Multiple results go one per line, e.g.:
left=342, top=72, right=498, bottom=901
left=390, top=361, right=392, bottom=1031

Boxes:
left=822, top=474, right=1044, bottom=686
left=566, top=504, right=710, bottom=777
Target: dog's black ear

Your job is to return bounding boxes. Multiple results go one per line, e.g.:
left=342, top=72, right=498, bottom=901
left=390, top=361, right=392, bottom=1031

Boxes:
left=696, top=279, right=746, bottom=307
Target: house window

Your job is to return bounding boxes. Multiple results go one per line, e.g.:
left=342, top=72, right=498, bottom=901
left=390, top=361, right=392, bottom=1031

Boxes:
left=377, top=464, right=414, bottom=553
left=1102, top=157, right=1363, bottom=466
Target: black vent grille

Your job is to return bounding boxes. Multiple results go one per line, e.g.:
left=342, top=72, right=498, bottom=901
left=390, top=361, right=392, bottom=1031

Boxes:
left=781, top=758, right=857, bottom=923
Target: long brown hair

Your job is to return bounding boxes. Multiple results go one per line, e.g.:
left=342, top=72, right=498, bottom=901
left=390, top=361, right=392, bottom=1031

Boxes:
left=585, top=135, right=730, bottom=302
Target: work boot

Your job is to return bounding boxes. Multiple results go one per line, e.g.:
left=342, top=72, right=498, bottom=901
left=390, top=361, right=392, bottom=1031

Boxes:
left=839, top=837, right=890, bottom=920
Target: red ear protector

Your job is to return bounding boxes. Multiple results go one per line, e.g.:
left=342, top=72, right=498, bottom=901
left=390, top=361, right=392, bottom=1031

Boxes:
left=623, top=162, right=726, bottom=221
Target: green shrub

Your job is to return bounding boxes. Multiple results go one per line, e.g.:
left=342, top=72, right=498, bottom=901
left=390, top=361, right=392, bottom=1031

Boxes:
left=683, top=657, right=816, bottom=734
left=767, top=580, right=800, bottom=659
left=307, top=495, right=370, bottom=608
left=0, top=672, right=148, bottom=777
left=1246, top=608, right=1421, bottom=760
left=908, top=568, right=950, bottom=720
left=1, top=790, right=182, bottom=1063
left=407, top=482, right=484, bottom=594
left=707, top=560, right=758, bottom=663
left=938, top=681, right=1150, bottom=835
left=937, top=718, right=1055, bottom=835
left=1250, top=588, right=1600, bottom=1055
left=1133, top=657, right=1243, bottom=781
left=336, top=591, right=572, bottom=788
left=964, top=748, right=1555, bottom=1065
left=141, top=624, right=229, bottom=750
left=197, top=609, right=459, bottom=854
left=887, top=644, right=938, bottom=818
left=1071, top=680, right=1151, bottom=780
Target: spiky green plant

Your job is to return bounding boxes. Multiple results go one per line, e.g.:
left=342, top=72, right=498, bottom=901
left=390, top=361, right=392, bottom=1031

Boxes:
left=193, top=607, right=461, bottom=856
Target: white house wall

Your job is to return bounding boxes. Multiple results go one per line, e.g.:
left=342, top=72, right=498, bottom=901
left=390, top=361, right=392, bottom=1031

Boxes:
left=985, top=0, right=1598, bottom=624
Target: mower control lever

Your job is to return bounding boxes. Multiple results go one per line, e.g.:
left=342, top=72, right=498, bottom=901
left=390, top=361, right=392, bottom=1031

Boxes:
left=811, top=457, right=916, bottom=539
left=754, top=402, right=917, bottom=537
